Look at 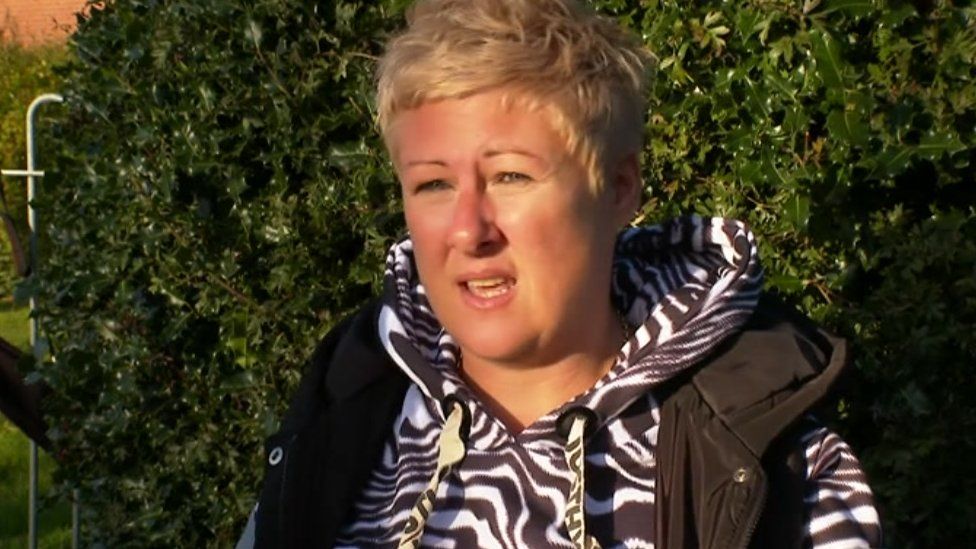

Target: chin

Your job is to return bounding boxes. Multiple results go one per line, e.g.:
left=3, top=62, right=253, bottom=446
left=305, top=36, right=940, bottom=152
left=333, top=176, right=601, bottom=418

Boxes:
left=450, top=323, right=537, bottom=365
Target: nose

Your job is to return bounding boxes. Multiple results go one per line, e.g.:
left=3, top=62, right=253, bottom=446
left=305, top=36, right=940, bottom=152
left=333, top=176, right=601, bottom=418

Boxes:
left=446, top=186, right=502, bottom=254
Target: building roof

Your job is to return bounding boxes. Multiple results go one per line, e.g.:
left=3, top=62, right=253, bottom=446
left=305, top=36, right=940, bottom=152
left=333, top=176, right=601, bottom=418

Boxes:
left=1, top=0, right=84, bottom=45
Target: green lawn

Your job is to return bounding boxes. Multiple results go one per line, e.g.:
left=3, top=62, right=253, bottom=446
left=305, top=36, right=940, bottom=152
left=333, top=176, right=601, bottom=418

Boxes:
left=0, top=303, right=71, bottom=548
left=0, top=419, right=72, bottom=549
left=0, top=302, right=29, bottom=350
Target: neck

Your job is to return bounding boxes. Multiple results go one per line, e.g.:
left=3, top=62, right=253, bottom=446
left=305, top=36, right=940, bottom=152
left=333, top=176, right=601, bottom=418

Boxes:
left=458, top=307, right=625, bottom=433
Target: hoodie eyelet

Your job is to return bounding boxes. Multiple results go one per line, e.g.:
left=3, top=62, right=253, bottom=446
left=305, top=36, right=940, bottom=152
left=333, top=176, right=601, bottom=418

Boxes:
left=268, top=446, right=283, bottom=467
left=733, top=467, right=749, bottom=483
left=441, top=394, right=472, bottom=443
left=556, top=406, right=601, bottom=440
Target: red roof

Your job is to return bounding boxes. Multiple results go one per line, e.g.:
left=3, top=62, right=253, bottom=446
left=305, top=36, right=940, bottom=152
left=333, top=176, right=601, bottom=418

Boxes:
left=0, top=0, right=86, bottom=45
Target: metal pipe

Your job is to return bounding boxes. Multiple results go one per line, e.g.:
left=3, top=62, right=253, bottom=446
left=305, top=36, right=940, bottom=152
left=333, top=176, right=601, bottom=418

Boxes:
left=25, top=92, right=63, bottom=549
left=1, top=169, right=45, bottom=177
left=72, top=488, right=80, bottom=549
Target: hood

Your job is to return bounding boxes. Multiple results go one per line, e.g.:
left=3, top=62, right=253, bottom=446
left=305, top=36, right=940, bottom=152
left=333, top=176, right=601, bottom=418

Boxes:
left=376, top=215, right=764, bottom=442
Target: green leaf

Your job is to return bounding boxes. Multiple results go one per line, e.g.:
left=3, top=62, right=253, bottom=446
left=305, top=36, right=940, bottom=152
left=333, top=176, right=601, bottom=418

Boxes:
left=735, top=9, right=763, bottom=40
left=24, top=370, right=44, bottom=385
left=764, top=70, right=796, bottom=101
left=784, top=194, right=811, bottom=231
left=880, top=5, right=917, bottom=27
left=867, top=146, right=914, bottom=177
left=218, top=371, right=255, bottom=391
left=328, top=141, right=370, bottom=170
left=767, top=274, right=805, bottom=293
left=810, top=30, right=845, bottom=88
left=734, top=159, right=763, bottom=184
left=818, top=0, right=875, bottom=17
left=900, top=382, right=932, bottom=417
left=226, top=336, right=246, bottom=351
left=742, top=76, right=770, bottom=117
left=711, top=26, right=730, bottom=37
left=704, top=11, right=723, bottom=27
left=245, top=19, right=263, bottom=46
left=917, top=131, right=966, bottom=160
left=762, top=151, right=793, bottom=189
left=826, top=109, right=869, bottom=146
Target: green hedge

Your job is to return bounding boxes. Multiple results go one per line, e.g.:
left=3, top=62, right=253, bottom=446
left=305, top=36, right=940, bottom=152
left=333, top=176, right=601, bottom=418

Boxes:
left=30, top=0, right=975, bottom=546
left=629, top=1, right=976, bottom=545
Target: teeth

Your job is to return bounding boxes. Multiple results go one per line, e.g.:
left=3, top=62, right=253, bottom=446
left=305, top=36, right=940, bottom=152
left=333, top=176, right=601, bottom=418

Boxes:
left=467, top=277, right=507, bottom=289
left=465, top=277, right=513, bottom=298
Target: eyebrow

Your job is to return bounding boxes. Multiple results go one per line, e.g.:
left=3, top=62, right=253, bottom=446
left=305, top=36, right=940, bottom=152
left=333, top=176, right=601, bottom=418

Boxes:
left=404, top=159, right=448, bottom=167
left=402, top=147, right=547, bottom=168
left=483, top=147, right=545, bottom=161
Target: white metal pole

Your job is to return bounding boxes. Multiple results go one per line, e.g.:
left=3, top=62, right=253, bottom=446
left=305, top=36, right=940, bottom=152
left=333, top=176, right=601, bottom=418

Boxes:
left=72, top=490, right=80, bottom=549
left=25, top=92, right=63, bottom=549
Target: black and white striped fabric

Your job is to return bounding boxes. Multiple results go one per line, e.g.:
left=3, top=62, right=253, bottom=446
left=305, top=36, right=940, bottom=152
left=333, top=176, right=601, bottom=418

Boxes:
left=334, top=216, right=880, bottom=548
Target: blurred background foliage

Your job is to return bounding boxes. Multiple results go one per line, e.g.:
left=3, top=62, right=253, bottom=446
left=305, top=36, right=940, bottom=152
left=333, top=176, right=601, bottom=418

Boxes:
left=0, top=40, right=65, bottom=298
left=12, top=0, right=974, bottom=546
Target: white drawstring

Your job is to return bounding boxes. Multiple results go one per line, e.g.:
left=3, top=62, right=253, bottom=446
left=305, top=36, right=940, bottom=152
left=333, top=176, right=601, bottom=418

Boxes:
left=398, top=401, right=600, bottom=549
left=564, top=413, right=602, bottom=549
left=398, top=400, right=468, bottom=548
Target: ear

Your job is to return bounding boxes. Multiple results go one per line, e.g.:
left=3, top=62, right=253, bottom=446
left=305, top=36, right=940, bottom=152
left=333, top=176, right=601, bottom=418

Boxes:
left=607, top=151, right=642, bottom=226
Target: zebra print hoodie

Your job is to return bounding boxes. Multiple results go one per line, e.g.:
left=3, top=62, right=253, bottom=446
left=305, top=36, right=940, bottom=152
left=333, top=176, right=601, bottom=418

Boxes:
left=334, top=216, right=881, bottom=548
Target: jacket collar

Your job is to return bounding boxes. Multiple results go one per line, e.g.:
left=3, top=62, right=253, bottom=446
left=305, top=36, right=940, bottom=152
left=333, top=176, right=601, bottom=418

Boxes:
left=323, top=299, right=404, bottom=402
left=690, top=294, right=848, bottom=457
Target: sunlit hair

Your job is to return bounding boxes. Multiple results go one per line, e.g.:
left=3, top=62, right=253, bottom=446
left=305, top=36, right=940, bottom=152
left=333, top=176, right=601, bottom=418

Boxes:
left=376, top=0, right=653, bottom=191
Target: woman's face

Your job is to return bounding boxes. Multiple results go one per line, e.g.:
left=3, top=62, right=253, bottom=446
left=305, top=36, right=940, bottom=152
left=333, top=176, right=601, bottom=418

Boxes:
left=389, top=89, right=636, bottom=368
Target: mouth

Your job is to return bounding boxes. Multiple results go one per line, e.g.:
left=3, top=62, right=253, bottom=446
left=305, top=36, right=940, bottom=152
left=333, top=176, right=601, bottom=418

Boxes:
left=464, top=277, right=516, bottom=299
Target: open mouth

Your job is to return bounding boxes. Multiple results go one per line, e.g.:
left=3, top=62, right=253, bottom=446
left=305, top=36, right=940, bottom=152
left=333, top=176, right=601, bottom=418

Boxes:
left=464, top=277, right=516, bottom=299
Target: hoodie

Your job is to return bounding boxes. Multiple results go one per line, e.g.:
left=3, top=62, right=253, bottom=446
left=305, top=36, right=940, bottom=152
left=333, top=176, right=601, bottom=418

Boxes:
left=331, top=216, right=880, bottom=548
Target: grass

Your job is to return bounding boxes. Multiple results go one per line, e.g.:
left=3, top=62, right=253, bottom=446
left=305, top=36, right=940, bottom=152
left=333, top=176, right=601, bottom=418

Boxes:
left=0, top=419, right=72, bottom=549
left=0, top=302, right=71, bottom=548
left=0, top=301, right=29, bottom=350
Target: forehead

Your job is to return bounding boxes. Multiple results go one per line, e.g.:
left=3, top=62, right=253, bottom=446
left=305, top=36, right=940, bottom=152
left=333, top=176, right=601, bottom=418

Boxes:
left=386, top=90, right=570, bottom=167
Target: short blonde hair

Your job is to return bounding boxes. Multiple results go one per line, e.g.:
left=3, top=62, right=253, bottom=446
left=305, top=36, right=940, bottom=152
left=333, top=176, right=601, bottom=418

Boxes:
left=376, top=0, right=653, bottom=191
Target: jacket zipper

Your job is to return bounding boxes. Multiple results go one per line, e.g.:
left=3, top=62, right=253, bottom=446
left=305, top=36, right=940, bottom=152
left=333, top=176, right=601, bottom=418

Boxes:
left=276, top=433, right=297, bottom=544
left=735, top=475, right=768, bottom=549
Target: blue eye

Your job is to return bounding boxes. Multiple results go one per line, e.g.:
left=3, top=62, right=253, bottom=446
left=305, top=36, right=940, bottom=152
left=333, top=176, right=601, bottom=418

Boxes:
left=415, top=179, right=450, bottom=193
left=495, top=172, right=531, bottom=184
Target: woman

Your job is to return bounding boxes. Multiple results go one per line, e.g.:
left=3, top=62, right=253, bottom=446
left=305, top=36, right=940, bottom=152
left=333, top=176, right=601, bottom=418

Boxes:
left=242, top=0, right=881, bottom=547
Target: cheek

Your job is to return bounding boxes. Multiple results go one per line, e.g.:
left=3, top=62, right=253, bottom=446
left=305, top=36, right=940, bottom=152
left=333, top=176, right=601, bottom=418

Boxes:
left=502, top=199, right=594, bottom=271
left=404, top=199, right=443, bottom=242
left=510, top=196, right=616, bottom=290
left=404, top=204, right=449, bottom=282
left=507, top=193, right=605, bottom=248
left=403, top=203, right=424, bottom=238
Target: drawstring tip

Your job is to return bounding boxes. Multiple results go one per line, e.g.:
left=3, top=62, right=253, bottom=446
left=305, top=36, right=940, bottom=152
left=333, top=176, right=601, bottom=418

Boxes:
left=397, top=397, right=470, bottom=548
left=560, top=408, right=603, bottom=549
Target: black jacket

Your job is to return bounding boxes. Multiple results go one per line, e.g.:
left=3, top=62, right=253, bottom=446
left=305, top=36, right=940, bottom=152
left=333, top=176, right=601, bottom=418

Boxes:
left=0, top=337, right=50, bottom=449
left=252, top=294, right=847, bottom=548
